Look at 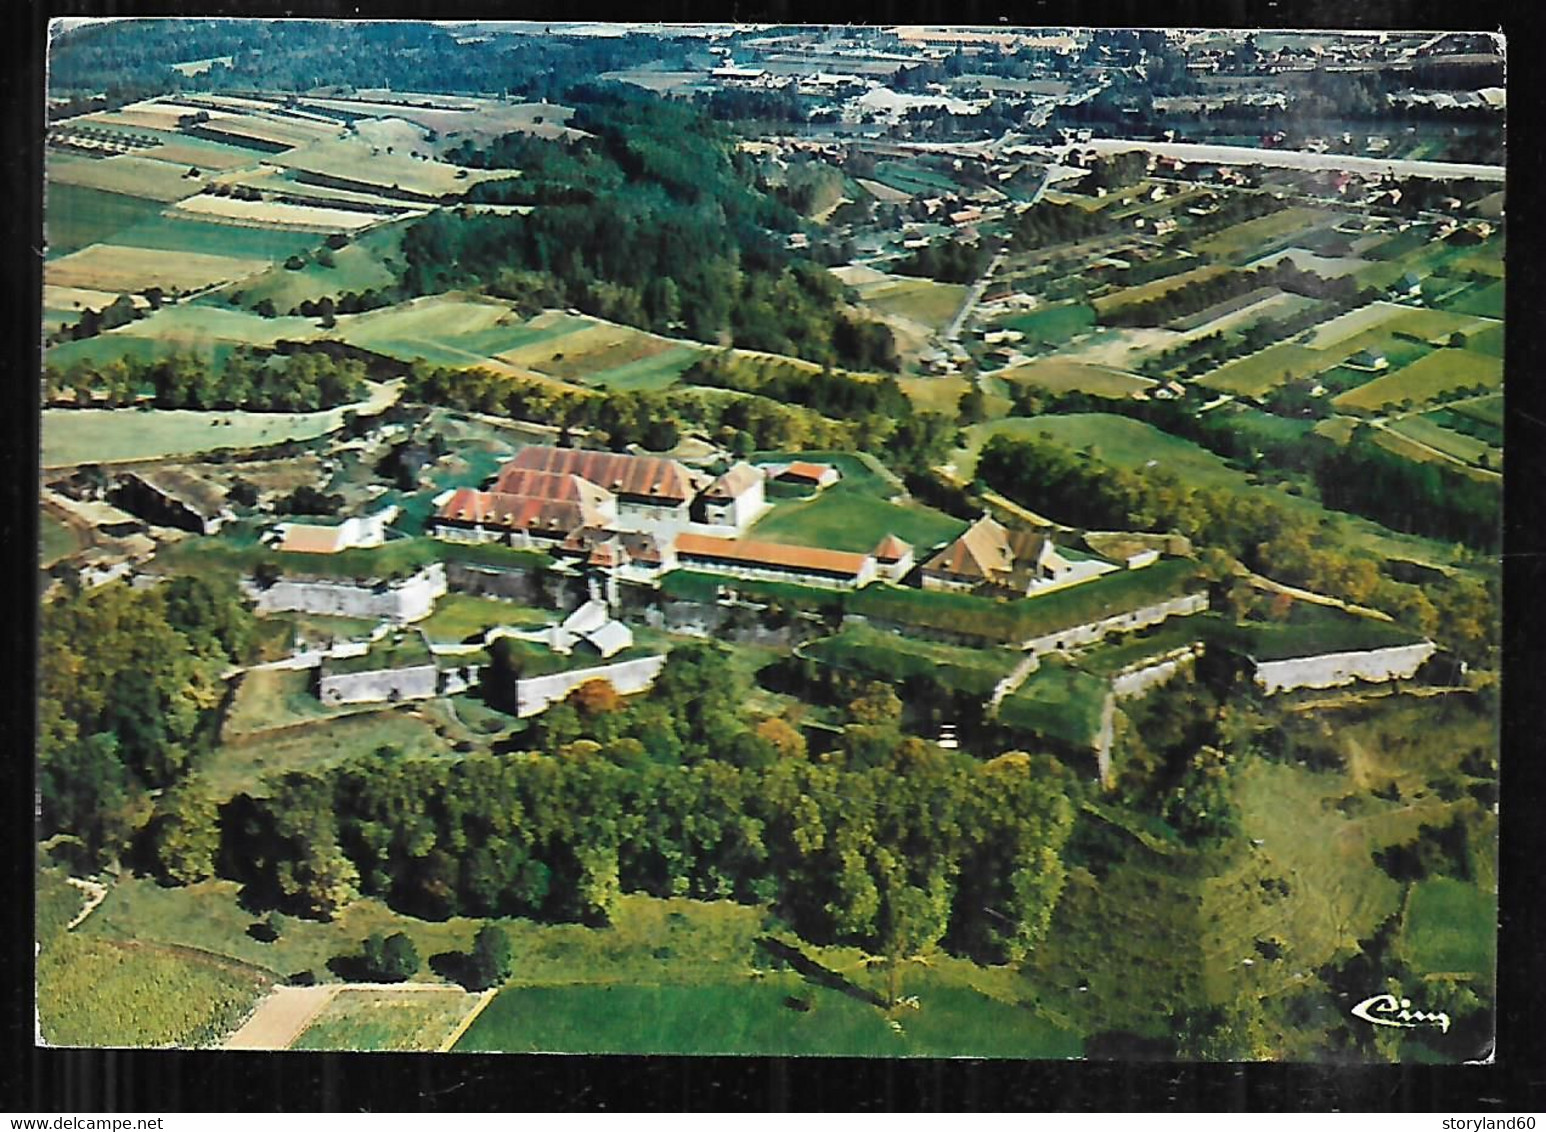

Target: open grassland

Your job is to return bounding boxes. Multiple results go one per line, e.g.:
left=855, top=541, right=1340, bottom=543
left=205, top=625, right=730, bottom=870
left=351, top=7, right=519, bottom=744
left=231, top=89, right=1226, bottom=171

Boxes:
left=44, top=182, right=174, bottom=258
left=804, top=623, right=1019, bottom=698
left=997, top=661, right=1107, bottom=749
left=49, top=152, right=206, bottom=203
left=221, top=668, right=361, bottom=739
left=896, top=374, right=971, bottom=415
left=45, top=243, right=273, bottom=294
left=457, top=975, right=1079, bottom=1058
left=848, top=273, right=967, bottom=331
left=497, top=320, right=686, bottom=384
left=109, top=211, right=324, bottom=263
left=1194, top=207, right=1337, bottom=261
left=196, top=707, right=456, bottom=802
left=37, top=932, right=270, bottom=1049
left=99, top=302, right=323, bottom=345
left=1398, top=878, right=1495, bottom=979
left=953, top=413, right=1242, bottom=487
left=998, top=359, right=1154, bottom=398
left=40, top=513, right=84, bottom=566
left=291, top=988, right=481, bottom=1052
left=582, top=345, right=703, bottom=391
left=418, top=594, right=553, bottom=643
left=333, top=297, right=578, bottom=379
left=1091, top=263, right=1230, bottom=316
left=222, top=221, right=406, bottom=312
left=41, top=383, right=394, bottom=467
left=1201, top=604, right=1421, bottom=662
left=1332, top=349, right=1502, bottom=413
left=1447, top=395, right=1503, bottom=429
left=748, top=475, right=965, bottom=556
left=144, top=137, right=263, bottom=170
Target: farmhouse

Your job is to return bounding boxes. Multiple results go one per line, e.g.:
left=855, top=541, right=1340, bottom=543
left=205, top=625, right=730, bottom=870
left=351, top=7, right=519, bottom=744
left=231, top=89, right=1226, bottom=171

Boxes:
left=269, top=505, right=399, bottom=554
left=675, top=532, right=878, bottom=591
left=921, top=515, right=1113, bottom=598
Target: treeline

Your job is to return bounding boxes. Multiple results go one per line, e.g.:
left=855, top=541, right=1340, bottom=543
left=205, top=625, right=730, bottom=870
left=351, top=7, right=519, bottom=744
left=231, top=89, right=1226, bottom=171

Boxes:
left=1102, top=261, right=1370, bottom=330
left=682, top=353, right=911, bottom=421
left=976, top=430, right=1498, bottom=661
left=38, top=577, right=256, bottom=867
left=45, top=346, right=368, bottom=412
left=1006, top=200, right=1120, bottom=250
left=402, top=88, right=889, bottom=369
left=891, top=238, right=990, bottom=284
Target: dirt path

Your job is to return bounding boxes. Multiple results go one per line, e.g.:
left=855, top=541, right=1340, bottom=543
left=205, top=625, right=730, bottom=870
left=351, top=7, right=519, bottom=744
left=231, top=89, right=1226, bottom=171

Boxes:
left=64, top=877, right=109, bottom=930
left=437, top=987, right=498, bottom=1052
left=223, top=981, right=478, bottom=1050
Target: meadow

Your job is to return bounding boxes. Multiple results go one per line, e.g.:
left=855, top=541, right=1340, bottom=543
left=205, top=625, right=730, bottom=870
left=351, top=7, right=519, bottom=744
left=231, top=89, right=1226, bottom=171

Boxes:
left=850, top=273, right=967, bottom=332
left=291, top=988, right=481, bottom=1052
left=998, top=359, right=1153, bottom=398
left=994, top=301, right=1097, bottom=348
left=45, top=243, right=273, bottom=294
left=953, top=413, right=1243, bottom=487
left=803, top=623, right=1020, bottom=698
left=1332, top=349, right=1502, bottom=413
left=1397, top=878, right=1495, bottom=979
left=996, top=660, right=1108, bottom=750
left=45, top=181, right=175, bottom=257
left=1091, top=263, right=1231, bottom=317
left=417, top=593, right=554, bottom=644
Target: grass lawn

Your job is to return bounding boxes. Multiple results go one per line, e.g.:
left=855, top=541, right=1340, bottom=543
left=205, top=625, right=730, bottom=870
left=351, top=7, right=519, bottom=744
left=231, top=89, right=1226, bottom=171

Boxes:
left=997, top=660, right=1108, bottom=749
left=221, top=667, right=349, bottom=738
left=996, top=301, right=1097, bottom=347
left=1446, top=280, right=1504, bottom=319
left=1332, top=349, right=1502, bottom=413
left=1397, top=878, right=1496, bottom=979
left=45, top=181, right=169, bottom=257
left=417, top=593, right=554, bottom=643
left=291, top=987, right=481, bottom=1052
left=1201, top=603, right=1423, bottom=662
left=1075, top=620, right=1206, bottom=677
left=195, top=707, right=455, bottom=801
left=803, top=623, right=1019, bottom=697
left=456, top=975, right=1080, bottom=1058
left=748, top=484, right=966, bottom=556
left=37, top=932, right=271, bottom=1048
left=40, top=513, right=83, bottom=566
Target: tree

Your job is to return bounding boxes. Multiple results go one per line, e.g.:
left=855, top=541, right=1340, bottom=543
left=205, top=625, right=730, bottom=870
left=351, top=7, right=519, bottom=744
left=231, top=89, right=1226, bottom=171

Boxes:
left=149, top=782, right=221, bottom=884
left=362, top=930, right=420, bottom=982
left=466, top=924, right=514, bottom=990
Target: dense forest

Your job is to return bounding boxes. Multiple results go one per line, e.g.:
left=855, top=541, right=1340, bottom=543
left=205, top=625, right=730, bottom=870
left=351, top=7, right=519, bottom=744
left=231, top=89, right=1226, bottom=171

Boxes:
left=401, top=87, right=891, bottom=368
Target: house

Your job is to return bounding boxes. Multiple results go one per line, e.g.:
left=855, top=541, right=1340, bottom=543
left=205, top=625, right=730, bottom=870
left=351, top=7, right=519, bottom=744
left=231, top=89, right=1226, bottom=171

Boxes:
left=113, top=469, right=232, bottom=535
left=871, top=534, right=915, bottom=583
left=554, top=526, right=679, bottom=580
left=695, top=462, right=767, bottom=530
left=674, top=532, right=877, bottom=591
left=921, top=516, right=1075, bottom=595
left=1393, top=272, right=1422, bottom=298
left=547, top=599, right=635, bottom=659
left=770, top=461, right=841, bottom=490
left=1346, top=349, right=1389, bottom=372
left=269, top=505, right=399, bottom=554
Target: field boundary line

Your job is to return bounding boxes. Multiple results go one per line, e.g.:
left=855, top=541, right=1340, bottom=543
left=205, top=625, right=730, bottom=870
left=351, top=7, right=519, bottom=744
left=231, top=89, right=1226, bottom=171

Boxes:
left=439, top=987, right=498, bottom=1052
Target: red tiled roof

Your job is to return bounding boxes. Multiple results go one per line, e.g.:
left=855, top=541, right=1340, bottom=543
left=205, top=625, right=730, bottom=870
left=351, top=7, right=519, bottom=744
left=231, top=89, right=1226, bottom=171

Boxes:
left=779, top=461, right=837, bottom=483
left=435, top=486, right=603, bottom=534
left=503, top=446, right=696, bottom=503
left=675, top=533, right=870, bottom=579
left=871, top=534, right=913, bottom=562
left=276, top=524, right=347, bottom=554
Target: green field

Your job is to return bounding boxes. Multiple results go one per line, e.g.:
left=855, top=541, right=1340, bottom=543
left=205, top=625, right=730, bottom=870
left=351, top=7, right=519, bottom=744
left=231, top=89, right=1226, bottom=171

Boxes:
left=1195, top=207, right=1333, bottom=261
left=417, top=593, right=554, bottom=643
left=220, top=222, right=407, bottom=313
left=456, top=976, right=1080, bottom=1058
left=45, top=181, right=168, bottom=257
left=40, top=513, right=83, bottom=566
left=1385, top=417, right=1500, bottom=471
left=998, top=359, right=1152, bottom=398
left=583, top=345, right=703, bottom=391
left=221, top=667, right=351, bottom=738
left=1201, top=604, right=1422, bottom=662
left=1075, top=620, right=1206, bottom=678
left=995, top=301, right=1098, bottom=348
left=111, top=211, right=323, bottom=261
left=1333, top=349, right=1502, bottom=413
left=997, top=660, right=1108, bottom=749
left=1447, top=280, right=1504, bottom=319
left=748, top=485, right=966, bottom=556
left=954, top=413, right=1243, bottom=488
left=1397, top=878, right=1496, bottom=979
left=196, top=707, right=455, bottom=801
left=1092, top=263, right=1230, bottom=316
left=803, top=623, right=1018, bottom=697
left=104, top=303, right=323, bottom=345
left=855, top=275, right=968, bottom=331
left=40, top=391, right=388, bottom=467
left=1199, top=342, right=1332, bottom=397
left=292, top=988, right=480, bottom=1052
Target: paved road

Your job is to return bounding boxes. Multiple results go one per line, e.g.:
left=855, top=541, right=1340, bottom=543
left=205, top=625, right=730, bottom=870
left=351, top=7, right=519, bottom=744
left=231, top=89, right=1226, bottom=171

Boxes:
left=1066, top=138, right=1505, bottom=183
left=944, top=249, right=1006, bottom=342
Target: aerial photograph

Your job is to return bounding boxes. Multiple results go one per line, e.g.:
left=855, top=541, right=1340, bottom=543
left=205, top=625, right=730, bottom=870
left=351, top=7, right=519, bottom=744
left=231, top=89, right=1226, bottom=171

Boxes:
left=35, top=20, right=1502, bottom=1061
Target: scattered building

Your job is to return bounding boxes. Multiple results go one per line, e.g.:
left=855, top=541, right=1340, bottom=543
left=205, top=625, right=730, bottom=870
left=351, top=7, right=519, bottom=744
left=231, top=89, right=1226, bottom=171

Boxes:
left=113, top=469, right=232, bottom=535
left=695, top=462, right=768, bottom=529
left=268, top=505, right=400, bottom=554
left=921, top=515, right=1113, bottom=597
left=769, top=461, right=841, bottom=490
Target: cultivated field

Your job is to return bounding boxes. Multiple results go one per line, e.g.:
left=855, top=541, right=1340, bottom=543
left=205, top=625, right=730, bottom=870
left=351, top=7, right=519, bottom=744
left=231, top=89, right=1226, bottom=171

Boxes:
left=998, top=359, right=1154, bottom=398
left=952, top=413, right=1242, bottom=487
left=1193, top=206, right=1337, bottom=261
left=269, top=139, right=518, bottom=200
left=1198, top=342, right=1334, bottom=397
left=1333, top=349, right=1502, bottom=413
left=45, top=242, right=273, bottom=294
left=291, top=987, right=484, bottom=1052
left=1091, top=263, right=1230, bottom=316
left=844, top=272, right=967, bottom=332
left=171, top=194, right=390, bottom=231
left=48, top=152, right=208, bottom=202
left=45, top=182, right=171, bottom=257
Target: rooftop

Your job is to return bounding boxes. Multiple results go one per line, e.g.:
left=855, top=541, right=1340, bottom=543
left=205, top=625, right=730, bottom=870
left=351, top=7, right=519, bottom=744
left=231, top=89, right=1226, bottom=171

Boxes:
left=675, top=532, right=872, bottom=579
